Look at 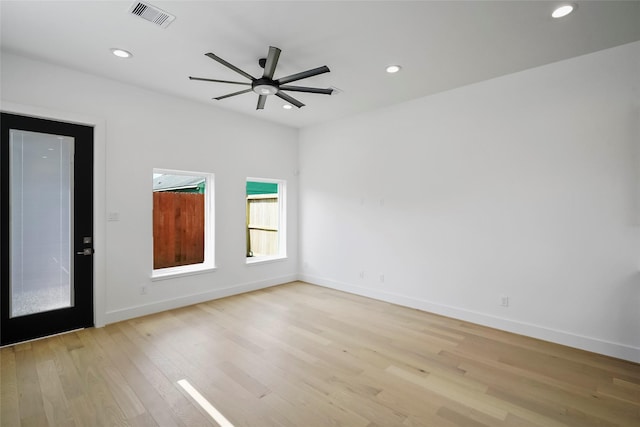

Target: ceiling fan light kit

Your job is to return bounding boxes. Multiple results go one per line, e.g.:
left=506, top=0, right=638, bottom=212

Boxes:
left=189, top=46, right=333, bottom=110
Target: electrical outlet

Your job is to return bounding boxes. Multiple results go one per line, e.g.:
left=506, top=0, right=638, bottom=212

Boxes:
left=500, top=295, right=509, bottom=307
left=380, top=274, right=385, bottom=283
left=141, top=285, right=148, bottom=295
left=359, top=271, right=365, bottom=279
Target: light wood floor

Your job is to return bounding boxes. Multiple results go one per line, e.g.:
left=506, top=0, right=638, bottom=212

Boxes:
left=1, top=282, right=639, bottom=426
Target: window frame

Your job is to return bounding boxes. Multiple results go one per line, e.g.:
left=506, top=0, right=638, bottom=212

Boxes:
left=245, top=177, right=287, bottom=265
left=151, top=168, right=215, bottom=280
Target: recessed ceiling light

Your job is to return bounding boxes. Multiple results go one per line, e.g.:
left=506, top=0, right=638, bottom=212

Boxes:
left=386, top=65, right=402, bottom=74
left=552, top=4, right=575, bottom=18
left=111, top=48, right=133, bottom=58
left=282, top=104, right=293, bottom=110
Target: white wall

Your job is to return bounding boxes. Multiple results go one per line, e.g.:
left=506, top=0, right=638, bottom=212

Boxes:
left=1, top=51, right=299, bottom=325
left=299, top=41, right=640, bottom=362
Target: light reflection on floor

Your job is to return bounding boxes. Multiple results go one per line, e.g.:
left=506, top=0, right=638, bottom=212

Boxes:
left=177, top=379, right=235, bottom=427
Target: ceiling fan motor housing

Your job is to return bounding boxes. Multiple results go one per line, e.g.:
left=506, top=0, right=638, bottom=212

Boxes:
left=252, top=78, right=279, bottom=95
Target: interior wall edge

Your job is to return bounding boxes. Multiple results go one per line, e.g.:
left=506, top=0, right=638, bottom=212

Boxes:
left=299, top=274, right=640, bottom=364
left=103, top=273, right=297, bottom=325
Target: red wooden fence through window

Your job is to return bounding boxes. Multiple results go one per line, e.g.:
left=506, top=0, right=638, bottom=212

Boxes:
left=153, top=192, right=204, bottom=269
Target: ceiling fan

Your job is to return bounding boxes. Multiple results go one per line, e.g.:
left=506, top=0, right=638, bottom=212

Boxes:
left=189, top=46, right=333, bottom=110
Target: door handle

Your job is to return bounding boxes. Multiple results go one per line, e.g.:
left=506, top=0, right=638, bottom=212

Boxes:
left=76, top=248, right=94, bottom=256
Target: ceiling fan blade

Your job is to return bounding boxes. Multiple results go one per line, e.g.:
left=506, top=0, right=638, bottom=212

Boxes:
left=279, top=85, right=333, bottom=95
left=189, top=76, right=251, bottom=86
left=262, top=46, right=281, bottom=80
left=276, top=91, right=305, bottom=108
left=205, top=52, right=255, bottom=81
left=277, top=66, right=330, bottom=85
left=214, top=88, right=253, bottom=100
left=257, top=95, right=268, bottom=110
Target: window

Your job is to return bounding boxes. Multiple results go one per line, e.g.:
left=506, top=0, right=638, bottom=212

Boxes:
left=152, top=169, right=214, bottom=279
left=246, top=178, right=286, bottom=263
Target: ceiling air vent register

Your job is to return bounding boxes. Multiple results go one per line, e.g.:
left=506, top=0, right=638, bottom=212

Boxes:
left=128, top=2, right=175, bottom=28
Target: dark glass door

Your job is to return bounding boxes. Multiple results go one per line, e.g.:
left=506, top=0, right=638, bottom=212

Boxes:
left=1, top=112, right=94, bottom=345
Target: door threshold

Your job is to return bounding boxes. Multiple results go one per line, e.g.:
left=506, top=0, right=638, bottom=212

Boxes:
left=0, top=327, right=87, bottom=349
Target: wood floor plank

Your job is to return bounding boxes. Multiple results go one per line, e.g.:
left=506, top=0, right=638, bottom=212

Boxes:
left=386, top=364, right=508, bottom=421
left=598, top=380, right=640, bottom=406
left=106, top=326, right=190, bottom=427
left=36, top=359, right=76, bottom=426
left=461, top=358, right=638, bottom=426
left=66, top=331, right=129, bottom=426
left=76, top=328, right=146, bottom=420
left=116, top=321, right=221, bottom=426
left=436, top=406, right=492, bottom=427
left=47, top=335, right=85, bottom=402
left=1, top=347, right=21, bottom=427
left=68, top=395, right=99, bottom=426
left=91, top=326, right=183, bottom=426
left=116, top=316, right=232, bottom=426
left=14, top=346, right=47, bottom=424
left=3, top=281, right=639, bottom=427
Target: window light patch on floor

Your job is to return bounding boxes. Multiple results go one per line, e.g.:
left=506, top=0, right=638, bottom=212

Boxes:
left=177, top=379, right=234, bottom=427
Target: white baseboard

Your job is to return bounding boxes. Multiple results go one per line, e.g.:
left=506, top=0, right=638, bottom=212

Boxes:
left=104, top=274, right=297, bottom=325
left=299, top=274, right=640, bottom=364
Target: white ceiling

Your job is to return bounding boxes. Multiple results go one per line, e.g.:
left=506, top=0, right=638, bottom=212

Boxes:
left=2, top=1, right=640, bottom=129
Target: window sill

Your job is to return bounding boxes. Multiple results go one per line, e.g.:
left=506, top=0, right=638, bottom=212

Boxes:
left=246, top=255, right=288, bottom=266
left=151, top=264, right=217, bottom=281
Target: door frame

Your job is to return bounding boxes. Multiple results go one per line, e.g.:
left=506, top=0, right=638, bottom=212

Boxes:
left=1, top=101, right=107, bottom=331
